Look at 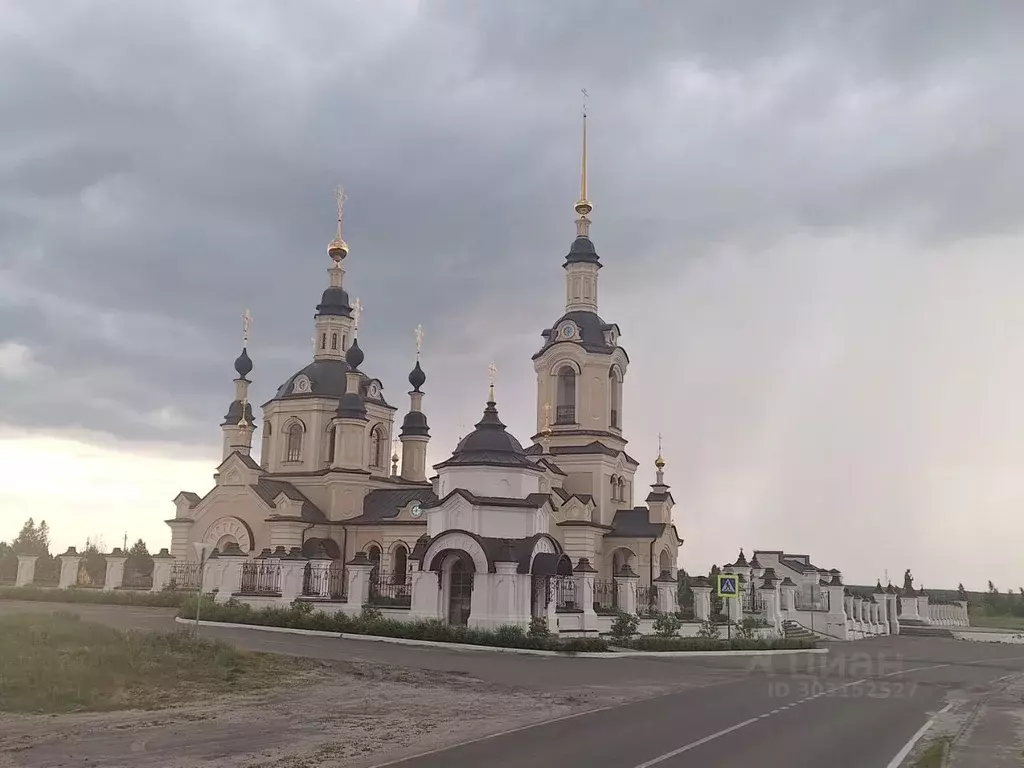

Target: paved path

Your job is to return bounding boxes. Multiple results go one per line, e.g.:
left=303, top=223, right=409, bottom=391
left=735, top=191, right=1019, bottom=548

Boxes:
left=4, top=600, right=1023, bottom=767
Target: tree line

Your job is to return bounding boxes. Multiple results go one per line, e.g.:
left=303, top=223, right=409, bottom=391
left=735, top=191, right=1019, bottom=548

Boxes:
left=0, top=518, right=154, bottom=584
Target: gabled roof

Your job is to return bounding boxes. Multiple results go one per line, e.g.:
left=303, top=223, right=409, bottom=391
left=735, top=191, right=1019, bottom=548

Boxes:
left=524, top=440, right=639, bottom=466
left=252, top=478, right=326, bottom=522
left=175, top=491, right=201, bottom=504
left=551, top=487, right=594, bottom=506
left=532, top=457, right=568, bottom=476
left=217, top=451, right=263, bottom=472
left=344, top=487, right=439, bottom=524
left=606, top=508, right=669, bottom=539
left=421, top=488, right=552, bottom=511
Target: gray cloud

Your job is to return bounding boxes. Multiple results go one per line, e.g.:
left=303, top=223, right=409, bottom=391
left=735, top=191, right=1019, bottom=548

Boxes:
left=2, top=1, right=1023, bottom=587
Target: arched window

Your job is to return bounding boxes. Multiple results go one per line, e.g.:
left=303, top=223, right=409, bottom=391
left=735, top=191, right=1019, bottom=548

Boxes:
left=609, top=366, right=621, bottom=429
left=618, top=477, right=627, bottom=503
left=556, top=366, right=576, bottom=424
left=342, top=334, right=347, bottom=351
left=610, top=474, right=620, bottom=501
left=369, top=426, right=387, bottom=469
left=368, top=545, right=381, bottom=584
left=327, top=425, right=336, bottom=463
left=320, top=332, right=327, bottom=350
left=393, top=545, right=408, bottom=585
left=331, top=332, right=338, bottom=350
left=286, top=423, right=303, bottom=462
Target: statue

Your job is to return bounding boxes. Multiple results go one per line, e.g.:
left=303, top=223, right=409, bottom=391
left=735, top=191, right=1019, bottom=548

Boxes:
left=903, top=569, right=914, bottom=593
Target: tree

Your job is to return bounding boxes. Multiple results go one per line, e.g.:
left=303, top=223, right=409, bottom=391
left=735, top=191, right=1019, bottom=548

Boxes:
left=11, top=518, right=50, bottom=557
left=957, top=583, right=968, bottom=602
left=125, top=539, right=153, bottom=577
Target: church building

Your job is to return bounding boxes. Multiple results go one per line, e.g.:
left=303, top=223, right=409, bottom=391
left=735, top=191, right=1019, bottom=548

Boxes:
left=169, top=115, right=682, bottom=624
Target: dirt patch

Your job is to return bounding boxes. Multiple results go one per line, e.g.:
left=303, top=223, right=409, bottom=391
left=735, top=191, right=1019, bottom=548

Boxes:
left=0, top=659, right=613, bottom=768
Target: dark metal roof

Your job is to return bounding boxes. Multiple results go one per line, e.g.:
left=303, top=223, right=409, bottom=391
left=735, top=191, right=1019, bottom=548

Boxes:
left=400, top=409, right=430, bottom=437
left=564, top=234, right=601, bottom=266
left=316, top=286, right=352, bottom=317
left=421, top=488, right=552, bottom=511
left=344, top=487, right=438, bottom=523
left=221, top=399, right=256, bottom=427
left=434, top=396, right=536, bottom=470
left=252, top=478, right=326, bottom=522
left=535, top=310, right=620, bottom=359
left=408, top=360, right=426, bottom=392
left=274, top=359, right=350, bottom=399
left=524, top=440, right=639, bottom=467
left=606, top=508, right=669, bottom=539
left=533, top=457, right=567, bottom=476
left=234, top=347, right=253, bottom=378
left=418, top=530, right=564, bottom=575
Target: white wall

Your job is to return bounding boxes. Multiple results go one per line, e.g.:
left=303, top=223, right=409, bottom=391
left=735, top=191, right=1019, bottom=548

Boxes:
left=437, top=465, right=541, bottom=499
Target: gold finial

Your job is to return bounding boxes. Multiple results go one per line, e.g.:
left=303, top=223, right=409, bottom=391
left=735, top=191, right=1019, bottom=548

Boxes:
left=241, top=309, right=253, bottom=345
left=237, top=397, right=250, bottom=431
left=352, top=297, right=363, bottom=336
left=328, top=186, right=349, bottom=261
left=655, top=432, right=665, bottom=468
left=487, top=361, right=497, bottom=401
left=574, top=89, right=593, bottom=230
left=414, top=324, right=424, bottom=359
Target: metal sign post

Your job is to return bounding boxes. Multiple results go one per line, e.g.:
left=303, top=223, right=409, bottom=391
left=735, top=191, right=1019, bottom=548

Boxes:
left=717, top=574, right=739, bottom=642
left=192, top=543, right=215, bottom=634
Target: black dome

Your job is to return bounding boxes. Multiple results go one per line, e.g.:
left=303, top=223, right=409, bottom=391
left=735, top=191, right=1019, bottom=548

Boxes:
left=564, top=235, right=601, bottom=266
left=434, top=396, right=535, bottom=469
left=346, top=338, right=364, bottom=369
left=274, top=359, right=351, bottom=399
left=400, top=409, right=429, bottom=438
left=337, top=391, right=367, bottom=420
left=221, top=399, right=255, bottom=427
left=316, top=287, right=352, bottom=317
left=234, top=347, right=253, bottom=378
left=534, top=310, right=619, bottom=359
left=409, top=360, right=426, bottom=391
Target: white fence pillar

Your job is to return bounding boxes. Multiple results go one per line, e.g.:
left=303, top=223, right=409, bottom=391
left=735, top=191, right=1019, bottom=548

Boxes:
left=15, top=555, right=38, bottom=587
left=103, top=550, right=129, bottom=591
left=58, top=548, right=82, bottom=590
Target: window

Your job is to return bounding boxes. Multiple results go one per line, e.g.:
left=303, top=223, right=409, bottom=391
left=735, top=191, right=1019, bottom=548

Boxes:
left=320, top=333, right=327, bottom=350
left=556, top=366, right=576, bottom=424
left=393, top=545, right=408, bottom=585
left=342, top=334, right=347, bottom=351
left=369, top=426, right=387, bottom=468
left=368, top=545, right=381, bottom=584
left=327, top=425, right=336, bottom=463
left=609, top=366, right=621, bottom=428
left=286, top=423, right=303, bottom=462
left=331, top=332, right=338, bottom=350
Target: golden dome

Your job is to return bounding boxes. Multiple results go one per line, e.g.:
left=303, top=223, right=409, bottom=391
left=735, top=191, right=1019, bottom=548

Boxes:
left=328, top=236, right=349, bottom=260
left=655, top=454, right=665, bottom=469
left=575, top=198, right=593, bottom=217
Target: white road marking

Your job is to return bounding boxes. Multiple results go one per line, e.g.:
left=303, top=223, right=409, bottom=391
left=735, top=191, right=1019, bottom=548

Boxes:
left=884, top=702, right=955, bottom=768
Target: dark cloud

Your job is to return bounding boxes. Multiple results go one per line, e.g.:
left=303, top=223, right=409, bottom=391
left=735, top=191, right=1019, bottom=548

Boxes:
left=2, top=1, right=1023, bottom=586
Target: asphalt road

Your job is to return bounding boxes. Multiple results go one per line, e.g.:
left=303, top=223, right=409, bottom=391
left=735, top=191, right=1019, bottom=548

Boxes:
left=4, top=600, right=1023, bottom=767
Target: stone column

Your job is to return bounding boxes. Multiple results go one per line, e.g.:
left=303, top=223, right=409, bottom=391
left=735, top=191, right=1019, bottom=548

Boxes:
left=58, top=547, right=82, bottom=590
left=760, top=585, right=780, bottom=633
left=825, top=577, right=849, bottom=639
left=151, top=549, right=175, bottom=591
left=166, top=519, right=192, bottom=560
left=917, top=593, right=930, bottom=623
left=692, top=583, right=712, bottom=622
left=306, top=545, right=334, bottom=598
left=574, top=558, right=600, bottom=633
left=654, top=569, right=678, bottom=615
left=616, top=565, right=639, bottom=616
left=886, top=591, right=900, bottom=634
left=346, top=551, right=374, bottom=608
left=215, top=543, right=248, bottom=603
left=899, top=592, right=919, bottom=620
left=15, top=555, right=38, bottom=587
left=409, top=560, right=442, bottom=621
left=780, top=582, right=798, bottom=614
left=103, top=549, right=129, bottom=591
left=279, top=548, right=308, bottom=603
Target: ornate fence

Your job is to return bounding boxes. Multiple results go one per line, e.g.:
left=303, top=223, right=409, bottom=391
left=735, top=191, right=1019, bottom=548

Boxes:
left=794, top=589, right=830, bottom=612
left=637, top=585, right=659, bottom=616
left=302, top=561, right=347, bottom=600
left=552, top=576, right=578, bottom=611
left=239, top=561, right=281, bottom=595
left=744, top=587, right=766, bottom=614
left=169, top=562, right=203, bottom=591
left=594, top=580, right=617, bottom=613
left=369, top=573, right=411, bottom=607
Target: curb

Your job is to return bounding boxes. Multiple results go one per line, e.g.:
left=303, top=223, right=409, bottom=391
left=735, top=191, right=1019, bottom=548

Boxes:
left=173, top=617, right=829, bottom=658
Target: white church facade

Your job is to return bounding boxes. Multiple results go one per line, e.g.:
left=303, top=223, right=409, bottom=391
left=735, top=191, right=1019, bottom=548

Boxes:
left=166, top=119, right=682, bottom=630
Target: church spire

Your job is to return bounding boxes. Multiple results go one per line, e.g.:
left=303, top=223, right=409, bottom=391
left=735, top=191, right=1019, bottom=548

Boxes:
left=221, top=309, right=256, bottom=460
left=314, top=187, right=355, bottom=361
left=575, top=89, right=593, bottom=237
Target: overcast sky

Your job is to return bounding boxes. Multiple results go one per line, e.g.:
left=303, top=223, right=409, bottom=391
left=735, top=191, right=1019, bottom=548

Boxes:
left=2, top=1, right=1022, bottom=590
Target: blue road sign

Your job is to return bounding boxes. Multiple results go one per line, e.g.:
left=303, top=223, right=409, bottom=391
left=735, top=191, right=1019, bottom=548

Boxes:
left=717, top=574, right=738, bottom=597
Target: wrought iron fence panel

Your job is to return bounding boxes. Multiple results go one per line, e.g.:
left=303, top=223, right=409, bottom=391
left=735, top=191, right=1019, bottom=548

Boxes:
left=369, top=572, right=411, bottom=607
left=239, top=561, right=281, bottom=594
left=169, top=562, right=203, bottom=591
left=744, top=588, right=766, bottom=614
left=677, top=605, right=696, bottom=621
left=552, top=576, right=578, bottom=611
left=637, top=585, right=659, bottom=615
left=593, top=580, right=618, bottom=612
left=793, top=590, right=830, bottom=612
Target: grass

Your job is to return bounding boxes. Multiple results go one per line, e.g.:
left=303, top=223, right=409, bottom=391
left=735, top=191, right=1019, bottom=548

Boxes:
left=968, top=610, right=1024, bottom=631
left=0, top=611, right=308, bottom=714
left=0, top=584, right=189, bottom=607
left=913, top=737, right=949, bottom=767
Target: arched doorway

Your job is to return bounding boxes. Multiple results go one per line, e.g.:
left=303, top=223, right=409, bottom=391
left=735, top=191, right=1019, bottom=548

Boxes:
left=611, top=547, right=636, bottom=577
left=392, top=544, right=408, bottom=585
left=659, top=549, right=671, bottom=575
left=445, top=553, right=475, bottom=626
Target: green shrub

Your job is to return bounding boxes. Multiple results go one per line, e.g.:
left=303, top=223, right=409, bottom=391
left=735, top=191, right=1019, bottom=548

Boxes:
left=360, top=603, right=383, bottom=621
left=177, top=601, right=609, bottom=653
left=613, top=635, right=818, bottom=652
left=696, top=619, right=721, bottom=639
left=0, top=584, right=188, bottom=608
left=653, top=613, right=683, bottom=637
left=528, top=616, right=551, bottom=639
left=737, top=616, right=770, bottom=639
left=609, top=612, right=640, bottom=639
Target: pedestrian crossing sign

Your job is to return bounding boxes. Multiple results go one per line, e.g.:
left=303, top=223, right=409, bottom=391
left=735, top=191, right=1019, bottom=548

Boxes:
left=717, top=574, right=738, bottom=598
